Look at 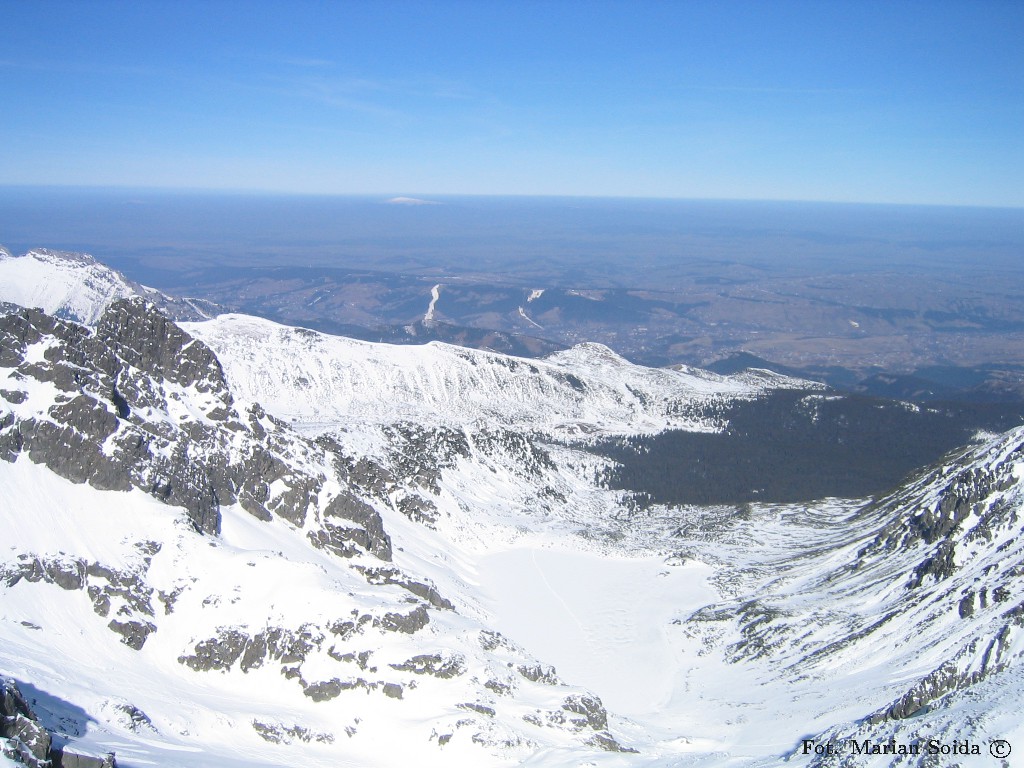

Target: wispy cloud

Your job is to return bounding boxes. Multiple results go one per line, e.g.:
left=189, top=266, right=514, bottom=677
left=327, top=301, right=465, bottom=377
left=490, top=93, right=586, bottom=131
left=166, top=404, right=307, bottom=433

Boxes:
left=679, top=84, right=866, bottom=96
left=259, top=69, right=495, bottom=123
left=276, top=56, right=336, bottom=69
left=265, top=73, right=403, bottom=118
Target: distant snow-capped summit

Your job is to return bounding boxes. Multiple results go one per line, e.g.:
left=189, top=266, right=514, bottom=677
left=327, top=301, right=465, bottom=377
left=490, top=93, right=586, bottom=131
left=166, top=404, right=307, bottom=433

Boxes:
left=0, top=248, right=138, bottom=325
left=384, top=196, right=441, bottom=206
left=0, top=248, right=220, bottom=326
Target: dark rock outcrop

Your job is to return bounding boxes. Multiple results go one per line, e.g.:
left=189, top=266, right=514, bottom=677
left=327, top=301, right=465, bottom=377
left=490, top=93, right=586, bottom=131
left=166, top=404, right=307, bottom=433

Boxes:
left=389, top=653, right=466, bottom=679
left=0, top=555, right=157, bottom=649
left=1, top=678, right=51, bottom=768
left=0, top=302, right=393, bottom=561
left=50, top=751, right=117, bottom=768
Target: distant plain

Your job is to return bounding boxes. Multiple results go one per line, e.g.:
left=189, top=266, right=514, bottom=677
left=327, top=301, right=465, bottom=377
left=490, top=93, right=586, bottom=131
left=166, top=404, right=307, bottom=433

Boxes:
left=3, top=186, right=1023, bottom=401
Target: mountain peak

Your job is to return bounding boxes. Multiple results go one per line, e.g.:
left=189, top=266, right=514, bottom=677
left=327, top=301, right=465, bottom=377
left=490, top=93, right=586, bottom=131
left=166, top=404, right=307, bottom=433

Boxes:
left=547, top=341, right=630, bottom=368
left=0, top=248, right=135, bottom=325
left=23, top=247, right=101, bottom=266
left=0, top=248, right=221, bottom=326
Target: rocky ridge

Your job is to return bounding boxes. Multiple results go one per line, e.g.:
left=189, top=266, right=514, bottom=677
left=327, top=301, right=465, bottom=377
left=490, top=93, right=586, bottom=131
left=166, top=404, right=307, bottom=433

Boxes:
left=0, top=299, right=389, bottom=553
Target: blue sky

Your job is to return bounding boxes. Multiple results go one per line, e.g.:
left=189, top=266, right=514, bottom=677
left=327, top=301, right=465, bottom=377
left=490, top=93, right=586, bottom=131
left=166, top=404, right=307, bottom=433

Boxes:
left=1, top=0, right=1022, bottom=206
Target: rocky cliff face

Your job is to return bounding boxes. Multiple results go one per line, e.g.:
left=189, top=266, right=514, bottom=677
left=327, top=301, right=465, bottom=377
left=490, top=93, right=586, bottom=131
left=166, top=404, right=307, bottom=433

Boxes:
left=0, top=298, right=389, bottom=552
left=1, top=678, right=115, bottom=768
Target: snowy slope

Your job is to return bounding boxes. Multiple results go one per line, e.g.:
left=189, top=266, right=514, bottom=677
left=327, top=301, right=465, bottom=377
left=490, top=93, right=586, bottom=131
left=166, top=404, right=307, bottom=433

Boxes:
left=0, top=456, right=655, bottom=767
left=0, top=248, right=137, bottom=325
left=0, top=248, right=217, bottom=325
left=184, top=313, right=811, bottom=438
left=659, top=427, right=1024, bottom=765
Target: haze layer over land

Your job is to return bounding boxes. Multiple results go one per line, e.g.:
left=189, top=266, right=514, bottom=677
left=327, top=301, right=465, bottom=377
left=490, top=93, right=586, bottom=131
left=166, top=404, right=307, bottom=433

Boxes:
left=3, top=189, right=1023, bottom=399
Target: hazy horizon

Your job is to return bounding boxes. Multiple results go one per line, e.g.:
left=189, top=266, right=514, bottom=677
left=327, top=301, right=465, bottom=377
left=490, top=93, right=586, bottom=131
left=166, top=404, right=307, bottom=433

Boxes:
left=3, top=186, right=1023, bottom=286
left=4, top=182, right=1024, bottom=210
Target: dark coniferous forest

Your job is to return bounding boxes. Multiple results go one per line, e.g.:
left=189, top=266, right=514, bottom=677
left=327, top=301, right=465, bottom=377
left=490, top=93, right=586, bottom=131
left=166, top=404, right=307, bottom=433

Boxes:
left=597, top=391, right=1024, bottom=505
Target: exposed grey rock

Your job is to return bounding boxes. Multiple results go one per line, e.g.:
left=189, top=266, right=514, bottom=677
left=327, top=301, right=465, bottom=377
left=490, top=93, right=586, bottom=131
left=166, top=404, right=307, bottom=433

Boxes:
left=380, top=423, right=471, bottom=494
left=238, top=626, right=323, bottom=672
left=389, top=654, right=466, bottom=679
left=0, top=556, right=86, bottom=592
left=318, top=492, right=392, bottom=561
left=473, top=427, right=555, bottom=475
left=586, top=731, right=637, bottom=753
left=0, top=678, right=51, bottom=768
left=85, top=564, right=154, bottom=618
left=50, top=750, right=117, bottom=768
left=398, top=580, right=454, bottom=611
left=0, top=304, right=222, bottom=533
left=330, top=650, right=373, bottom=671
left=516, top=663, right=560, bottom=685
left=907, top=541, right=957, bottom=589
left=868, top=622, right=1016, bottom=725
left=560, top=693, right=608, bottom=731
left=356, top=567, right=453, bottom=610
left=307, top=525, right=369, bottom=560
left=181, top=624, right=329, bottom=675
left=1, top=389, right=27, bottom=404
left=864, top=456, right=1021, bottom=588
left=484, top=679, right=512, bottom=696
left=113, top=704, right=153, bottom=733
left=303, top=678, right=370, bottom=702
left=251, top=721, right=333, bottom=745
left=395, top=494, right=439, bottom=525
left=329, top=612, right=374, bottom=641
left=958, top=592, right=975, bottom=618
left=381, top=683, right=403, bottom=700
left=376, top=605, right=430, bottom=634
left=178, top=630, right=249, bottom=672
left=303, top=679, right=343, bottom=701
left=478, top=630, right=507, bottom=652
left=107, top=620, right=156, bottom=650
left=521, top=694, right=631, bottom=752
left=0, top=556, right=156, bottom=646
left=95, top=300, right=231, bottom=397
left=0, top=302, right=395, bottom=559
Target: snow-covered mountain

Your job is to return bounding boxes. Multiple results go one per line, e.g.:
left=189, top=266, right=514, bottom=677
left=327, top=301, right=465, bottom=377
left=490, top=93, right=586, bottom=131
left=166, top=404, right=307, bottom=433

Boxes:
left=2, top=251, right=1022, bottom=768
left=0, top=248, right=218, bottom=326
left=182, top=312, right=812, bottom=437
